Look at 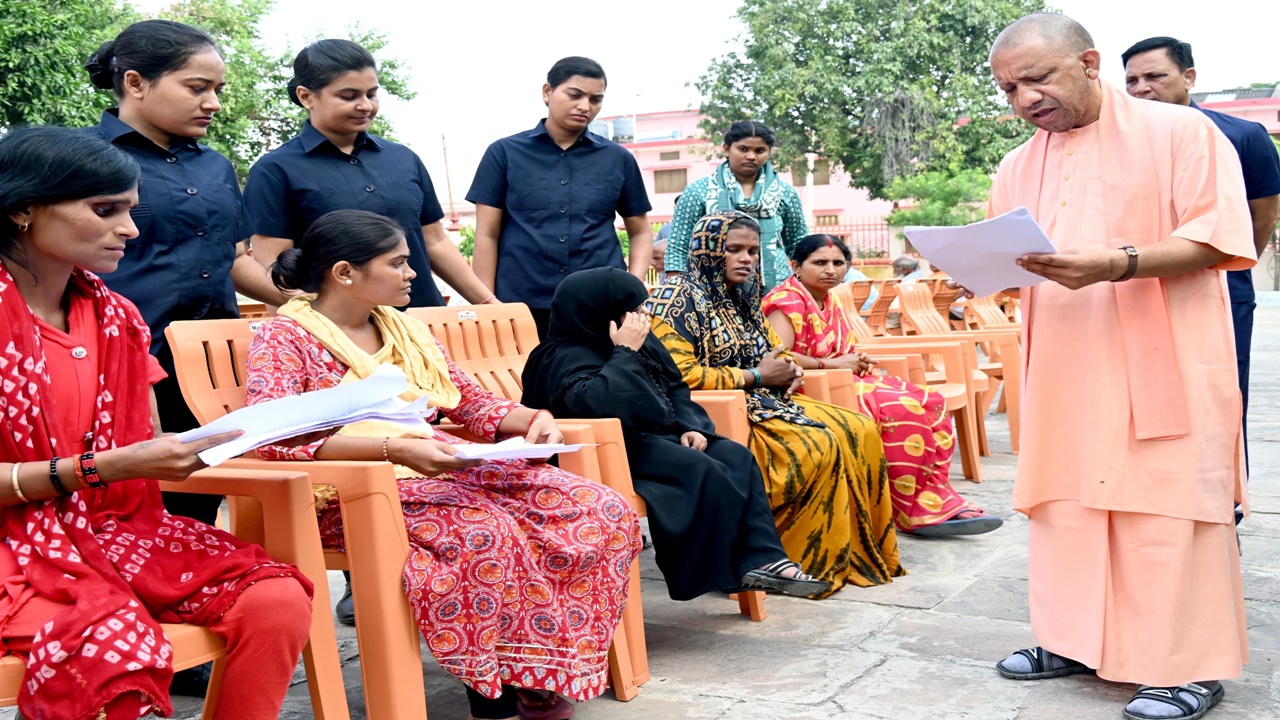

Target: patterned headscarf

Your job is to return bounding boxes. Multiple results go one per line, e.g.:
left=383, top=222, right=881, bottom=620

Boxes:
left=649, top=211, right=820, bottom=427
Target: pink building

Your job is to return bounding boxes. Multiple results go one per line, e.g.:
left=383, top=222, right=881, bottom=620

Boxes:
left=1192, top=85, right=1280, bottom=135
left=591, top=110, right=896, bottom=253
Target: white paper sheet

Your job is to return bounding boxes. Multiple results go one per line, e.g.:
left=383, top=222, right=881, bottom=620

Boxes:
left=902, top=207, right=1059, bottom=298
left=452, top=437, right=586, bottom=462
left=177, top=364, right=436, bottom=466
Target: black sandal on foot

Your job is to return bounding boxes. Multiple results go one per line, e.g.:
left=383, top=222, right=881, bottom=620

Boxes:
left=995, top=646, right=1093, bottom=680
left=739, top=560, right=831, bottom=598
left=1123, top=683, right=1224, bottom=720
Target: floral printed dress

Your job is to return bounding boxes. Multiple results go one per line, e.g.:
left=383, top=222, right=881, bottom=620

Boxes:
left=246, top=316, right=641, bottom=701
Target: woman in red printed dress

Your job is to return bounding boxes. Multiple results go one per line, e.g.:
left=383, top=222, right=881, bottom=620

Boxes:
left=762, top=234, right=1002, bottom=537
left=0, top=126, right=313, bottom=720
left=246, top=209, right=641, bottom=720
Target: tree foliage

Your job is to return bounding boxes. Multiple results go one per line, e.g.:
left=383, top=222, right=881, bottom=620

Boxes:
left=697, top=0, right=1045, bottom=198
left=884, top=168, right=991, bottom=228
left=0, top=0, right=412, bottom=180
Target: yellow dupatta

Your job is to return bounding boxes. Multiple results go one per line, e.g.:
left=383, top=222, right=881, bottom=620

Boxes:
left=279, top=296, right=462, bottom=484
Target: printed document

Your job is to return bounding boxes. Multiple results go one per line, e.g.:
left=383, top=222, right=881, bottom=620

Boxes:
left=903, top=207, right=1058, bottom=298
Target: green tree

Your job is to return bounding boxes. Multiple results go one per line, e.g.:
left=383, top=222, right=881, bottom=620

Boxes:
left=0, top=0, right=413, bottom=181
left=884, top=168, right=991, bottom=229
left=0, top=0, right=139, bottom=127
left=697, top=0, right=1045, bottom=199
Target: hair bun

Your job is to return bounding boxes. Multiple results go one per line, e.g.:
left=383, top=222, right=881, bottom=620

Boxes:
left=270, top=247, right=309, bottom=292
left=84, top=41, right=117, bottom=90
left=286, top=77, right=305, bottom=107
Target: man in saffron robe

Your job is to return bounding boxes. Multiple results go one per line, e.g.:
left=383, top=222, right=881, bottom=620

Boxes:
left=982, top=13, right=1256, bottom=720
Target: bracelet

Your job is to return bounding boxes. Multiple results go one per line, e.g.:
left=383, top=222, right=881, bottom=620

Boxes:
left=48, top=457, right=69, bottom=496
left=10, top=463, right=27, bottom=503
left=525, top=410, right=550, bottom=435
left=816, top=358, right=826, bottom=369
left=381, top=437, right=391, bottom=462
left=75, top=452, right=104, bottom=489
left=747, top=368, right=763, bottom=387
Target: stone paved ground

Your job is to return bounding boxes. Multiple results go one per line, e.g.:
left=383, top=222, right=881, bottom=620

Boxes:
left=158, top=304, right=1280, bottom=720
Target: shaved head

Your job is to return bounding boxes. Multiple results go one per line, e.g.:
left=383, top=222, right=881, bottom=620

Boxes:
left=991, top=13, right=1095, bottom=60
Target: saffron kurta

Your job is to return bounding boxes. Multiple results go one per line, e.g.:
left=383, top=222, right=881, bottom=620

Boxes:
left=991, top=81, right=1255, bottom=685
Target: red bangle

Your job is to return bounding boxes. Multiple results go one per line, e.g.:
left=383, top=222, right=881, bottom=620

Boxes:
left=525, top=410, right=550, bottom=435
left=77, top=452, right=104, bottom=489
left=816, top=358, right=825, bottom=369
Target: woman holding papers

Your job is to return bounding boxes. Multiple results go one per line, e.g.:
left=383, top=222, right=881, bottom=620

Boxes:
left=648, top=211, right=902, bottom=596
left=761, top=234, right=1001, bottom=537
left=521, top=267, right=830, bottom=600
left=247, top=209, right=641, bottom=720
left=0, top=126, right=313, bottom=720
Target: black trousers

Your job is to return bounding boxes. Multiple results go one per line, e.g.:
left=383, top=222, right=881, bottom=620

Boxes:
left=154, top=372, right=223, bottom=525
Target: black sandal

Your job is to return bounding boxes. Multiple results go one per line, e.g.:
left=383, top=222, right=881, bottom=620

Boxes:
left=738, top=560, right=831, bottom=598
left=1123, top=683, right=1224, bottom=720
left=995, top=646, right=1093, bottom=680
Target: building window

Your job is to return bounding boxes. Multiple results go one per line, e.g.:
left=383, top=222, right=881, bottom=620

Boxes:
left=659, top=150, right=680, bottom=161
left=815, top=214, right=840, bottom=226
left=813, top=158, right=832, bottom=185
left=654, top=168, right=688, bottom=194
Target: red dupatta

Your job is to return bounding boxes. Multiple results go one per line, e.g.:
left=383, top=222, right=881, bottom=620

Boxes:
left=0, top=265, right=309, bottom=720
left=760, top=276, right=857, bottom=359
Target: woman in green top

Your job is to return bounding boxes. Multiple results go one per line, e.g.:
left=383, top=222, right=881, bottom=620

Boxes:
left=662, top=121, right=808, bottom=289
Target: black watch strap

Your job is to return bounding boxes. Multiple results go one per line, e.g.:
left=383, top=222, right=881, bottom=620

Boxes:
left=1112, top=245, right=1139, bottom=282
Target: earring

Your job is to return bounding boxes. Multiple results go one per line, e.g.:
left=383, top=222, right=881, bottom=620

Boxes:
left=17, top=223, right=28, bottom=232
left=344, top=279, right=353, bottom=285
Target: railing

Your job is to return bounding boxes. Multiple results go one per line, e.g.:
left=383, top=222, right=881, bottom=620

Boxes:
left=811, top=216, right=891, bottom=259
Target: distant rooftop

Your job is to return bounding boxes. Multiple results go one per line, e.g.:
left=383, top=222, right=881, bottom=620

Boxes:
left=1191, top=85, right=1280, bottom=103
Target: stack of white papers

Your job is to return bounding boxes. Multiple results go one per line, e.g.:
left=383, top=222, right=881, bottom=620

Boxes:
left=178, top=364, right=435, bottom=466
left=452, top=437, right=586, bottom=462
left=903, top=207, right=1059, bottom=298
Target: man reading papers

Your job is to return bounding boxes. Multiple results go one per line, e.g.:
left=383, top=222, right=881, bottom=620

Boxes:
left=980, top=13, right=1256, bottom=720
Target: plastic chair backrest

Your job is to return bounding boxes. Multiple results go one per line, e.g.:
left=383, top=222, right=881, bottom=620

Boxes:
left=406, top=304, right=540, bottom=402
left=864, top=279, right=899, bottom=335
left=931, top=284, right=962, bottom=319
left=897, top=283, right=952, bottom=335
left=968, top=294, right=1014, bottom=329
left=165, top=318, right=267, bottom=423
left=828, top=282, right=856, bottom=318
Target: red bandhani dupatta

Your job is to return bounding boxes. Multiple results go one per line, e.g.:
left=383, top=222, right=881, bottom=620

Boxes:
left=0, top=265, right=309, bottom=719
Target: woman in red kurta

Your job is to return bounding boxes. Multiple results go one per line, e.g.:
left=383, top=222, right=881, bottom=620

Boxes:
left=247, top=209, right=641, bottom=720
left=762, top=235, right=1000, bottom=537
left=0, top=126, right=313, bottom=720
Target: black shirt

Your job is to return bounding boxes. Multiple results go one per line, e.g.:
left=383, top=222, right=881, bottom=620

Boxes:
left=243, top=121, right=447, bottom=307
left=466, top=120, right=651, bottom=309
left=86, top=109, right=241, bottom=371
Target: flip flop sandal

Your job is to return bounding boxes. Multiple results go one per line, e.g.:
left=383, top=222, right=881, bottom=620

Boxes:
left=739, top=560, right=831, bottom=598
left=516, top=689, right=575, bottom=720
left=995, top=646, right=1093, bottom=680
left=1123, top=683, right=1224, bottom=720
left=905, top=515, right=1004, bottom=537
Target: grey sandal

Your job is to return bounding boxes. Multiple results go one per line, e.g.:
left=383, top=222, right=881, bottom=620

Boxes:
left=995, top=646, right=1093, bottom=680
left=739, top=560, right=830, bottom=598
left=1124, top=683, right=1224, bottom=720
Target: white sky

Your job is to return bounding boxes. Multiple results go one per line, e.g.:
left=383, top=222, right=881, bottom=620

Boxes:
left=136, top=0, right=1279, bottom=199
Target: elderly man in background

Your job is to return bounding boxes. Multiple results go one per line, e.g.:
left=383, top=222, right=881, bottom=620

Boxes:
left=884, top=254, right=928, bottom=331
left=982, top=13, right=1254, bottom=720
left=1122, top=36, right=1280, bottom=480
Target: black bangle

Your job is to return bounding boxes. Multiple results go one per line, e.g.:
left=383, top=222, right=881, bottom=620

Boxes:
left=48, top=457, right=70, bottom=496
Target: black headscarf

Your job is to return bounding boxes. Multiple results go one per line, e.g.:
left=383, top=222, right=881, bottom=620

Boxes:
left=522, top=267, right=712, bottom=436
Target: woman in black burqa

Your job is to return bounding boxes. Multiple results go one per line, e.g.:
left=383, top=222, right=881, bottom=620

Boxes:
left=522, top=267, right=829, bottom=600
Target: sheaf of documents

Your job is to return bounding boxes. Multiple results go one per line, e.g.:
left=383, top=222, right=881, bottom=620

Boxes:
left=451, top=437, right=586, bottom=462
left=178, top=364, right=434, bottom=466
left=902, top=207, right=1059, bottom=298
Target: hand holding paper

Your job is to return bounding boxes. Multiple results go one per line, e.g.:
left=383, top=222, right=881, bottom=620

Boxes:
left=902, top=207, right=1058, bottom=298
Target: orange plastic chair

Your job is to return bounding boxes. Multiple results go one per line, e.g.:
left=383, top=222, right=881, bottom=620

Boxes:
left=167, top=319, right=429, bottom=720
left=408, top=305, right=768, bottom=624
left=863, top=279, right=900, bottom=335
left=238, top=301, right=270, bottom=319
left=966, top=294, right=1020, bottom=330
left=0, top=467, right=349, bottom=720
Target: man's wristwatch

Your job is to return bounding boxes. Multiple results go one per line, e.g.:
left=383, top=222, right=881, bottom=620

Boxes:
left=1112, top=245, right=1139, bottom=282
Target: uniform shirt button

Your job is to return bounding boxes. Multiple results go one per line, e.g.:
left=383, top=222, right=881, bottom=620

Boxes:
left=560, top=267, right=567, bottom=273
left=350, top=158, right=359, bottom=165
left=560, top=151, right=566, bottom=157
left=559, top=207, right=567, bottom=214
left=71, top=347, right=87, bottom=359
left=199, top=270, right=211, bottom=278
left=365, top=185, right=375, bottom=192
left=166, top=156, right=178, bottom=164
left=194, top=227, right=206, bottom=236
left=560, top=179, right=568, bottom=185
left=186, top=187, right=198, bottom=195
left=559, top=237, right=567, bottom=243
